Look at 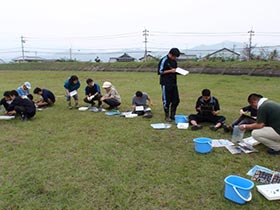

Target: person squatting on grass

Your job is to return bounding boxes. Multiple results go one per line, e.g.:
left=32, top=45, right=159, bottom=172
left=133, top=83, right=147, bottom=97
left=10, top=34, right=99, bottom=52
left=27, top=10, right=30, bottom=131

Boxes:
left=189, top=89, right=226, bottom=131
left=83, top=78, right=102, bottom=108
left=132, top=91, right=153, bottom=118
left=100, top=81, right=121, bottom=110
left=0, top=91, right=13, bottom=112
left=240, top=93, right=280, bottom=155
left=158, top=48, right=180, bottom=122
left=33, top=87, right=56, bottom=108
left=7, top=90, right=36, bottom=120
left=64, top=75, right=80, bottom=109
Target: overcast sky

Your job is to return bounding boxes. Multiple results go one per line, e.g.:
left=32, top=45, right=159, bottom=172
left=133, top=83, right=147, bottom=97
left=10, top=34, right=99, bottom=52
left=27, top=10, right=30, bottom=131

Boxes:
left=0, top=0, right=279, bottom=53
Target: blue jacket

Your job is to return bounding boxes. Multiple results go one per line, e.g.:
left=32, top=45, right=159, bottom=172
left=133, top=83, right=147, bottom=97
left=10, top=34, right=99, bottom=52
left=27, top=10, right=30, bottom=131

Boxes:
left=64, top=79, right=80, bottom=92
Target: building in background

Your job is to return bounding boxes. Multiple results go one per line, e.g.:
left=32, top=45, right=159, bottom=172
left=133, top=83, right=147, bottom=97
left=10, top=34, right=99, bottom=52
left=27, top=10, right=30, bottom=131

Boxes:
left=205, top=48, right=240, bottom=61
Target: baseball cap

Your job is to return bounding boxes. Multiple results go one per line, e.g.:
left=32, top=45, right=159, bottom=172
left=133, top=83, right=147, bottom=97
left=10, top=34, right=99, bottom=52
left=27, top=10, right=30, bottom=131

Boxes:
left=24, top=81, right=31, bottom=89
left=102, top=81, right=112, bottom=88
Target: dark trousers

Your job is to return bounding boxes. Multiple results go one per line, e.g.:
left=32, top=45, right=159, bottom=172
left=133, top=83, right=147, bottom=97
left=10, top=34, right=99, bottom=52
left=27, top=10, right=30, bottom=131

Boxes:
left=84, top=94, right=102, bottom=107
left=103, top=98, right=121, bottom=108
left=15, top=105, right=35, bottom=119
left=232, top=115, right=256, bottom=126
left=189, top=114, right=225, bottom=125
left=161, top=85, right=180, bottom=116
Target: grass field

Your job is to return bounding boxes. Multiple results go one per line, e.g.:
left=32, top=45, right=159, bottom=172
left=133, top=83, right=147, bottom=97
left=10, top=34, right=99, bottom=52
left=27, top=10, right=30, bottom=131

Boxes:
left=1, top=70, right=280, bottom=209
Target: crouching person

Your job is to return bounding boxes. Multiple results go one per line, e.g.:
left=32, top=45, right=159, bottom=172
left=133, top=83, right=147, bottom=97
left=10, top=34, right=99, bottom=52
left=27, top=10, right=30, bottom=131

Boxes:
left=33, top=87, right=56, bottom=108
left=132, top=91, right=153, bottom=118
left=7, top=90, right=36, bottom=120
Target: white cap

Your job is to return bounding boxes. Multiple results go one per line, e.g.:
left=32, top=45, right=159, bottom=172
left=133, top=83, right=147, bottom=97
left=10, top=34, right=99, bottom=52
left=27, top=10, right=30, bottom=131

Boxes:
left=102, top=81, right=112, bottom=88
left=24, top=81, right=31, bottom=89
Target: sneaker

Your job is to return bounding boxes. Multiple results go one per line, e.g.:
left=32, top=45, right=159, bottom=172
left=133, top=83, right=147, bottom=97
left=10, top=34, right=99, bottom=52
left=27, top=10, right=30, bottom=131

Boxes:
left=68, top=105, right=73, bottom=110
left=210, top=125, right=221, bottom=131
left=267, top=148, right=280, bottom=155
left=191, top=124, right=203, bottom=131
left=75, top=105, right=79, bottom=109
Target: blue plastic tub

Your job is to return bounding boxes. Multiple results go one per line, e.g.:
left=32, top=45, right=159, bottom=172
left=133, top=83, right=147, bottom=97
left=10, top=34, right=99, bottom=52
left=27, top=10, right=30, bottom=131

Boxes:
left=175, top=115, right=188, bottom=124
left=193, top=137, right=212, bottom=154
left=224, top=175, right=254, bottom=204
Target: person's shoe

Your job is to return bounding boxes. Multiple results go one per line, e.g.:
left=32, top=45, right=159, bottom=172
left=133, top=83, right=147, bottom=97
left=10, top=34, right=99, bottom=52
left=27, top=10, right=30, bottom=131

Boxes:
left=191, top=124, right=203, bottom=131
left=75, top=105, right=79, bottom=109
left=143, top=112, right=152, bottom=118
left=68, top=105, right=73, bottom=110
left=165, top=117, right=172, bottom=122
left=223, top=125, right=232, bottom=133
left=267, top=148, right=280, bottom=155
left=210, top=125, right=221, bottom=131
left=21, top=114, right=27, bottom=121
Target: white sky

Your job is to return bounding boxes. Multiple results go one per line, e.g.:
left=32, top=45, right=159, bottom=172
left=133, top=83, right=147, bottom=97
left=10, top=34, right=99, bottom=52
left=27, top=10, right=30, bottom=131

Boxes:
left=0, top=0, right=279, bottom=52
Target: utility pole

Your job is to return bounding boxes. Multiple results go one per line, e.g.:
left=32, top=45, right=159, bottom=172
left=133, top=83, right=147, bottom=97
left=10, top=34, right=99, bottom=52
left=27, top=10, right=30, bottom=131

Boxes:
left=69, top=48, right=72, bottom=61
left=248, top=29, right=255, bottom=61
left=21, top=36, right=25, bottom=62
left=143, top=28, right=149, bottom=62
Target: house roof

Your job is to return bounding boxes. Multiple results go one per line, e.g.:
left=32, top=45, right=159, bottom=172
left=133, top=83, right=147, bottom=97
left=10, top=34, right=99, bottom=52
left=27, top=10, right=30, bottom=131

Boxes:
left=118, top=53, right=135, bottom=59
left=206, top=48, right=240, bottom=57
left=13, top=56, right=46, bottom=61
left=139, top=54, right=156, bottom=60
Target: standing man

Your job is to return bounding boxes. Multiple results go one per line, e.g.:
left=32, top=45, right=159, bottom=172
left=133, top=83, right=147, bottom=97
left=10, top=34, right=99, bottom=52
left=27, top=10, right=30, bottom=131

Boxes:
left=158, top=48, right=180, bottom=121
left=240, top=93, right=280, bottom=155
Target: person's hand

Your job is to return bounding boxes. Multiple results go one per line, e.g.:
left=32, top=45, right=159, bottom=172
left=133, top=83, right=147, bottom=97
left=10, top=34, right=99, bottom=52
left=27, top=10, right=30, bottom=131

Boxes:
left=212, top=110, right=219, bottom=116
left=100, top=96, right=105, bottom=101
left=170, top=68, right=176, bottom=73
left=239, top=124, right=246, bottom=131
left=240, top=109, right=246, bottom=115
left=196, top=107, right=201, bottom=112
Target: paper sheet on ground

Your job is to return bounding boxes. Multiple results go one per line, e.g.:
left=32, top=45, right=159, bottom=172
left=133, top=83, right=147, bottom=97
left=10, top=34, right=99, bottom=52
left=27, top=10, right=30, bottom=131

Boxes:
left=212, top=139, right=234, bottom=147
left=0, top=116, right=15, bottom=120
left=176, top=67, right=189, bottom=76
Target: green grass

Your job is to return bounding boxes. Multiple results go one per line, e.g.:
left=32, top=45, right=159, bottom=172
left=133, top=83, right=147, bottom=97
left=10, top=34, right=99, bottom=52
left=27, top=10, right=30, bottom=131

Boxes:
left=0, top=60, right=280, bottom=71
left=0, top=71, right=280, bottom=209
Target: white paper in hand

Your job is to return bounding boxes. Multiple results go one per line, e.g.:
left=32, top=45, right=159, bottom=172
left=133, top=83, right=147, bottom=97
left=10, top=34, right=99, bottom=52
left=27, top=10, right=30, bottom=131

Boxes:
left=69, top=90, right=78, bottom=97
left=135, top=106, right=144, bottom=111
left=176, top=67, right=189, bottom=76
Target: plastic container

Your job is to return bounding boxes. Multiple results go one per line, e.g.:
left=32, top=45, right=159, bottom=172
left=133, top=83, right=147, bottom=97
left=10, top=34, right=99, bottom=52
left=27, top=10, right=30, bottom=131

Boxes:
left=232, top=125, right=245, bottom=143
left=193, top=137, right=212, bottom=154
left=175, top=115, right=188, bottom=124
left=224, top=175, right=254, bottom=204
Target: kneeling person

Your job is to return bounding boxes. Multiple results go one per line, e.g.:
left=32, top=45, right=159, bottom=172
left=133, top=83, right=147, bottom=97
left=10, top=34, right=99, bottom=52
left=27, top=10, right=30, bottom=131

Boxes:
left=33, top=87, right=56, bottom=108
left=7, top=90, right=36, bottom=120
left=132, top=91, right=153, bottom=117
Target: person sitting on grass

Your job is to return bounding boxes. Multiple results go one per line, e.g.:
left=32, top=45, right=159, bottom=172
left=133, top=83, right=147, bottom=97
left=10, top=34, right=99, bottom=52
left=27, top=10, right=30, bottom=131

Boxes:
left=64, top=75, right=80, bottom=109
left=83, top=78, right=102, bottom=108
left=7, top=90, right=36, bottom=120
left=223, top=104, right=257, bottom=133
left=132, top=91, right=153, bottom=118
left=17, top=81, right=33, bottom=99
left=189, top=89, right=226, bottom=131
left=100, top=81, right=121, bottom=110
left=33, top=87, right=56, bottom=108
left=240, top=93, right=280, bottom=155
left=0, top=91, right=13, bottom=113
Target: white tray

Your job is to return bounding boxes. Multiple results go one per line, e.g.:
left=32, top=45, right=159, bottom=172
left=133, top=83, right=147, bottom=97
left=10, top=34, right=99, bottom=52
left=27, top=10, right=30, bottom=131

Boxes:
left=150, top=123, right=172, bottom=129
left=257, top=184, right=280, bottom=200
